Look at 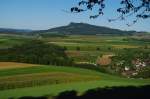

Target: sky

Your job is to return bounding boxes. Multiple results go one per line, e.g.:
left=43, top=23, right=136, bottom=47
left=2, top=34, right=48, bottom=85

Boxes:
left=0, top=0, right=150, bottom=32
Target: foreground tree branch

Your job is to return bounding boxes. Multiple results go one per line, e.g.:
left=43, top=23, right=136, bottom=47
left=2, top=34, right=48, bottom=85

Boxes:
left=71, top=0, right=150, bottom=26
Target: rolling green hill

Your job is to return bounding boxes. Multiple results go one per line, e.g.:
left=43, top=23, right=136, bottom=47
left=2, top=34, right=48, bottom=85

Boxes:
left=0, top=65, right=149, bottom=99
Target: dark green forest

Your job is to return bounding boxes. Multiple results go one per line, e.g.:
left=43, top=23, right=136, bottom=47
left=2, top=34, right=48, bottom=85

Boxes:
left=0, top=40, right=73, bottom=66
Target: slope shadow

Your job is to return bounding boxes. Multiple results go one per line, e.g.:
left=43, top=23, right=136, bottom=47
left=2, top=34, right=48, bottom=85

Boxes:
left=17, top=85, right=150, bottom=99
left=56, top=85, right=150, bottom=99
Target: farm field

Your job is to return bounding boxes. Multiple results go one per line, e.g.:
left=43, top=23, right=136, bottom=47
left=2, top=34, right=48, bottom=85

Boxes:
left=0, top=62, right=39, bottom=70
left=1, top=34, right=149, bottom=50
left=0, top=34, right=34, bottom=49
left=43, top=35, right=150, bottom=63
left=0, top=64, right=149, bottom=99
left=0, top=34, right=149, bottom=67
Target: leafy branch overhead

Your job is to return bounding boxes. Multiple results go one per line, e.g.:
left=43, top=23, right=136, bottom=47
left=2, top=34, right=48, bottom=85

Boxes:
left=71, top=0, right=150, bottom=26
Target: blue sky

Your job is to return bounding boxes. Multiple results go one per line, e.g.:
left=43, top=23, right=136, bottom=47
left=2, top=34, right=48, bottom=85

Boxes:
left=0, top=0, right=150, bottom=32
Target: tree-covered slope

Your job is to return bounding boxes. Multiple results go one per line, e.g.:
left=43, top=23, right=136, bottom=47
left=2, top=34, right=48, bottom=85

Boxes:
left=0, top=40, right=73, bottom=66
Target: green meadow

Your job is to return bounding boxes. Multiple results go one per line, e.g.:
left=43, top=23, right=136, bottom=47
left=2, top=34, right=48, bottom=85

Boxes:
left=0, top=65, right=149, bottom=99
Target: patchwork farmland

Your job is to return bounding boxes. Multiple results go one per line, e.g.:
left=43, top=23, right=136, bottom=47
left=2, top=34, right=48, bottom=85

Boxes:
left=0, top=34, right=150, bottom=99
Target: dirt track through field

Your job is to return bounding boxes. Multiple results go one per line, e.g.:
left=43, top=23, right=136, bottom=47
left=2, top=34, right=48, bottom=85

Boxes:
left=0, top=62, right=38, bottom=70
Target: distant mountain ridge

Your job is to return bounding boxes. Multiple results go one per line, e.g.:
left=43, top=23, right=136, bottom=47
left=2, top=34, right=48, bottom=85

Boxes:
left=37, top=22, right=137, bottom=35
left=0, top=28, right=33, bottom=35
left=0, top=23, right=146, bottom=35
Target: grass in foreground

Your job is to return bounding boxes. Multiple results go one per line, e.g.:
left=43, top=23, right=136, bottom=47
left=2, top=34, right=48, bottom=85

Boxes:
left=0, top=65, right=149, bottom=99
left=0, top=80, right=150, bottom=99
left=0, top=72, right=100, bottom=90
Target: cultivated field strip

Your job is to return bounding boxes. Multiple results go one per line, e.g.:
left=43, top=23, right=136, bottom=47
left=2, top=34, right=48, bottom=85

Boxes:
left=0, top=72, right=100, bottom=90
left=0, top=62, right=39, bottom=70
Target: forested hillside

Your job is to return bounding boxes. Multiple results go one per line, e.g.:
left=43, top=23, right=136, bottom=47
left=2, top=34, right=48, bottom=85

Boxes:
left=0, top=40, right=73, bottom=66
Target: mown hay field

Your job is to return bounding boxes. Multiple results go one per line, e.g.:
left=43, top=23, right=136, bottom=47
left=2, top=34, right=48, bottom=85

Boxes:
left=0, top=62, right=39, bottom=70
left=0, top=72, right=100, bottom=90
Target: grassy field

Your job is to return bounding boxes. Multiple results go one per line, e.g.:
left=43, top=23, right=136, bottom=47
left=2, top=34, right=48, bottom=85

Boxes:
left=0, top=34, right=34, bottom=49
left=1, top=80, right=150, bottom=99
left=45, top=35, right=148, bottom=49
left=0, top=64, right=149, bottom=99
